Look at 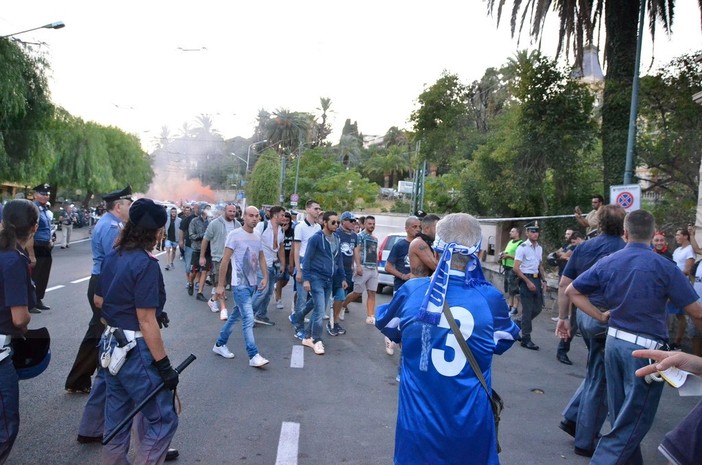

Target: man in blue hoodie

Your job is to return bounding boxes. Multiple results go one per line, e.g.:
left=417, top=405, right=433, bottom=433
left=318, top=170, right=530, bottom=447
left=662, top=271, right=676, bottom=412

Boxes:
left=301, top=211, right=347, bottom=355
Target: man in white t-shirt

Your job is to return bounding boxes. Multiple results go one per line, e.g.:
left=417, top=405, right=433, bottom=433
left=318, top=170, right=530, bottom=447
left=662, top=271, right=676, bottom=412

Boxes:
left=252, top=206, right=285, bottom=326
left=212, top=206, right=270, bottom=367
left=290, top=200, right=321, bottom=340
left=669, top=227, right=697, bottom=349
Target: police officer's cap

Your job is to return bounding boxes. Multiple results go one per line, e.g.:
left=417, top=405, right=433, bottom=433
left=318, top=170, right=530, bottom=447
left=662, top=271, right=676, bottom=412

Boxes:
left=129, top=198, right=168, bottom=229
left=102, top=185, right=133, bottom=203
left=12, top=327, right=51, bottom=380
left=33, top=183, right=51, bottom=195
left=525, top=222, right=539, bottom=232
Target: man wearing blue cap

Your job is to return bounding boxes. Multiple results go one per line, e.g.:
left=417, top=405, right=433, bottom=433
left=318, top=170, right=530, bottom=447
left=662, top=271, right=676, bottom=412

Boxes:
left=328, top=211, right=357, bottom=335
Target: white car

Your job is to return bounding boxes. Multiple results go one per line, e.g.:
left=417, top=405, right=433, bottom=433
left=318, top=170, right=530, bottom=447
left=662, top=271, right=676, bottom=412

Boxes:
left=376, top=232, right=405, bottom=293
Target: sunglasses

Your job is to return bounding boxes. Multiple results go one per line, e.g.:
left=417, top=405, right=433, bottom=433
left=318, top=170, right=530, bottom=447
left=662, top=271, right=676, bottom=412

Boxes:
left=329, top=221, right=339, bottom=225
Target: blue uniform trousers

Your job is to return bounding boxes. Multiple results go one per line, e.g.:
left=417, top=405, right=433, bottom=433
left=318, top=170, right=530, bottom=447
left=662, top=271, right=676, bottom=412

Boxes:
left=518, top=275, right=543, bottom=339
left=78, top=366, right=107, bottom=437
left=103, top=337, right=178, bottom=465
left=591, top=336, right=665, bottom=465
left=0, top=357, right=19, bottom=464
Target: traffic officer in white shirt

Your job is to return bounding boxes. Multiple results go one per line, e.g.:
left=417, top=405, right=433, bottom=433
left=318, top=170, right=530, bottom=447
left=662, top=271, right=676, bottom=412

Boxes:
left=513, top=223, right=547, bottom=350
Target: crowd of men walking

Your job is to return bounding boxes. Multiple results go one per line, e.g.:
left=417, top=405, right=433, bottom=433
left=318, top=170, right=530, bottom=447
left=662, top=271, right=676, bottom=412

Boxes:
left=3, top=184, right=702, bottom=465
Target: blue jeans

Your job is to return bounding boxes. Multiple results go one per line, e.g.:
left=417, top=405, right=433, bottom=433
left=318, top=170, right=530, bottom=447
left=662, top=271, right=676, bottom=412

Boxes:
left=0, top=357, right=19, bottom=464
left=217, top=285, right=259, bottom=358
left=253, top=265, right=277, bottom=319
left=591, top=335, right=665, bottom=465
left=291, top=279, right=314, bottom=334
left=572, top=310, right=609, bottom=452
left=103, top=338, right=178, bottom=465
left=307, top=275, right=332, bottom=342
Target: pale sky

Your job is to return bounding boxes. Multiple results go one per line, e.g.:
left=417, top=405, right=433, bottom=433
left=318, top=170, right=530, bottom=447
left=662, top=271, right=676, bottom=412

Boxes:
left=2, top=1, right=701, bottom=151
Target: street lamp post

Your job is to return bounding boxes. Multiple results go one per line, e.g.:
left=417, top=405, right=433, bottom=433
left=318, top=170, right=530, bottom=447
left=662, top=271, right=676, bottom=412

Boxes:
left=1, top=21, right=65, bottom=38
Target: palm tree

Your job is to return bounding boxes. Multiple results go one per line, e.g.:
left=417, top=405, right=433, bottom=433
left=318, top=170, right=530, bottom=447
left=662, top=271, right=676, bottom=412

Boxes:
left=314, top=97, right=333, bottom=147
left=485, top=0, right=694, bottom=192
left=338, top=134, right=362, bottom=167
left=365, top=146, right=411, bottom=188
left=265, top=108, right=310, bottom=155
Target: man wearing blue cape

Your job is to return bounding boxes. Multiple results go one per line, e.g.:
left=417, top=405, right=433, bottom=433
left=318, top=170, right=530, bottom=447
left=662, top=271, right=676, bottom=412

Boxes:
left=376, top=213, right=520, bottom=465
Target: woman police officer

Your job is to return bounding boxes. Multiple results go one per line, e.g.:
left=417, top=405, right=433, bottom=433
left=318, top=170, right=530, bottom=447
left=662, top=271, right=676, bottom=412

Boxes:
left=0, top=200, right=39, bottom=463
left=97, top=198, right=179, bottom=464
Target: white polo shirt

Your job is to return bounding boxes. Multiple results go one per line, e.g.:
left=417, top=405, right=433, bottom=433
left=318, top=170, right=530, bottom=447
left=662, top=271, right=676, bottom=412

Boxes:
left=515, top=240, right=543, bottom=275
left=294, top=219, right=321, bottom=261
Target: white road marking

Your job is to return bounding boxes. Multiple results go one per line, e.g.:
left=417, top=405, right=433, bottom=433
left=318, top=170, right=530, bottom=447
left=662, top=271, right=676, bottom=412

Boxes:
left=290, top=345, right=304, bottom=368
left=45, top=285, right=65, bottom=292
left=275, top=421, right=300, bottom=465
left=71, top=276, right=91, bottom=284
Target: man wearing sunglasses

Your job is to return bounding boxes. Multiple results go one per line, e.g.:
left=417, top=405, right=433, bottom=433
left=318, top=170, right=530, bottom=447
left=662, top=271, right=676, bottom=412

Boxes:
left=299, top=211, right=347, bottom=355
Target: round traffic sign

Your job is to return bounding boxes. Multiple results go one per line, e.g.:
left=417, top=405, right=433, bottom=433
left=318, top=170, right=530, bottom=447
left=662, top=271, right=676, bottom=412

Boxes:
left=290, top=193, right=299, bottom=202
left=616, top=191, right=634, bottom=209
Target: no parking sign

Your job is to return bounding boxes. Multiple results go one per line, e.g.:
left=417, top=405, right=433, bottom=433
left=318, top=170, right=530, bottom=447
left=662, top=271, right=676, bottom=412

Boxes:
left=610, top=184, right=641, bottom=212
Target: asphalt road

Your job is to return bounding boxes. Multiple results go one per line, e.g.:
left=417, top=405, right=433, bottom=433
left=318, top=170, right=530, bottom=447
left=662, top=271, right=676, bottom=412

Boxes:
left=7, top=228, right=699, bottom=465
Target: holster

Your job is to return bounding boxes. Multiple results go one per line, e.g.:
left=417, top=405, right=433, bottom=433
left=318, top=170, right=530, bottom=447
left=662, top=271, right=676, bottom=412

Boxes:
left=103, top=327, right=140, bottom=375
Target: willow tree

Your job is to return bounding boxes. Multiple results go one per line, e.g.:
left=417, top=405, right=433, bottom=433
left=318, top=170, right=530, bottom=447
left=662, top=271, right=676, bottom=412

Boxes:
left=0, top=38, right=55, bottom=182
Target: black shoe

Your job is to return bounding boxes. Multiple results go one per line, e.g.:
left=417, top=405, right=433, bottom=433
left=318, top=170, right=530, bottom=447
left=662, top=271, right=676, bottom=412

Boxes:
left=187, top=284, right=194, bottom=296
left=36, top=300, right=50, bottom=310
left=558, top=419, right=576, bottom=438
left=521, top=340, right=539, bottom=350
left=29, top=307, right=42, bottom=314
left=574, top=446, right=594, bottom=457
left=77, top=434, right=102, bottom=444
left=165, top=447, right=179, bottom=461
left=196, top=292, right=207, bottom=302
left=326, top=323, right=338, bottom=336
left=254, top=316, right=275, bottom=326
left=66, top=387, right=91, bottom=394
left=557, top=353, right=573, bottom=365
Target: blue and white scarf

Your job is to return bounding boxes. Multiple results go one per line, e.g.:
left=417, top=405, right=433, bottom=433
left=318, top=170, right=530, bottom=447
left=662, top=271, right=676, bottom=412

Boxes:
left=417, top=236, right=485, bottom=325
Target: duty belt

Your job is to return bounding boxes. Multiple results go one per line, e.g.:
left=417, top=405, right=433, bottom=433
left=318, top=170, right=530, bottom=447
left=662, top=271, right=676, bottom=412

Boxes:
left=0, top=334, right=11, bottom=363
left=607, top=327, right=664, bottom=350
left=104, top=326, right=143, bottom=341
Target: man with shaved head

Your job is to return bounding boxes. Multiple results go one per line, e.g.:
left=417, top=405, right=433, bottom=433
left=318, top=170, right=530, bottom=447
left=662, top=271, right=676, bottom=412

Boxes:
left=212, top=206, right=270, bottom=367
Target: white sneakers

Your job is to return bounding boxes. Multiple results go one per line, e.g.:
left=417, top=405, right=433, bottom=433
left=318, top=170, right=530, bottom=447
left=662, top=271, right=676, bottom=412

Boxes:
left=219, top=308, right=229, bottom=321
left=212, top=344, right=234, bottom=359
left=249, top=353, right=269, bottom=367
left=275, top=300, right=284, bottom=309
left=207, top=298, right=219, bottom=312
left=366, top=316, right=376, bottom=325
left=385, top=336, right=396, bottom=356
left=213, top=345, right=269, bottom=368
left=302, top=337, right=325, bottom=355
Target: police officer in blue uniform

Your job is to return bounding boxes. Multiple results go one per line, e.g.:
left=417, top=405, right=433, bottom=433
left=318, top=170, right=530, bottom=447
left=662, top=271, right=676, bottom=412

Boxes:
left=0, top=200, right=39, bottom=463
left=98, top=198, right=179, bottom=464
left=29, top=183, right=53, bottom=313
left=66, top=185, right=133, bottom=394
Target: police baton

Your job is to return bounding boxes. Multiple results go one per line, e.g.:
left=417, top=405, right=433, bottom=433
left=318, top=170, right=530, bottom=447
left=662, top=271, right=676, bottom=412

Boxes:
left=102, top=353, right=196, bottom=445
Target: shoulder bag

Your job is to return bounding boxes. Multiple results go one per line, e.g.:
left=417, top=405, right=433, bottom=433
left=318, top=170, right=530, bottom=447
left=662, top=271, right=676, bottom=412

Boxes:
left=442, top=301, right=504, bottom=453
